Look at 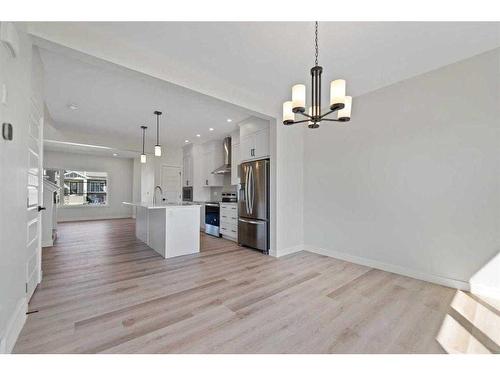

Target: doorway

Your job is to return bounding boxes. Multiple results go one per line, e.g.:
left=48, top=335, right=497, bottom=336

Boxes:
left=160, top=165, right=182, bottom=203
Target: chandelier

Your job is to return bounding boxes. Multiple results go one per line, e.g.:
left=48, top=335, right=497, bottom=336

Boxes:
left=283, top=22, right=352, bottom=128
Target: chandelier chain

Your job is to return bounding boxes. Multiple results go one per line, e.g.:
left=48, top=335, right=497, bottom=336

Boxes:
left=314, top=21, right=318, bottom=66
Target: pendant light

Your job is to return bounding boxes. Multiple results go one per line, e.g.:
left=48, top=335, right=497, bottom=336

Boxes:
left=140, top=125, right=147, bottom=164
left=154, top=110, right=162, bottom=156
left=283, top=22, right=353, bottom=128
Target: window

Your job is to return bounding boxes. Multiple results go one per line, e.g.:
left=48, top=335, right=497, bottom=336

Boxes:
left=63, top=170, right=108, bottom=206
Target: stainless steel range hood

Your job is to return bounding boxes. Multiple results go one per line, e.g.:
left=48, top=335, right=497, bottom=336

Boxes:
left=212, top=137, right=232, bottom=174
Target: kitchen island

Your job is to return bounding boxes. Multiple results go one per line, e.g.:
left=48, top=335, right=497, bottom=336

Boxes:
left=123, top=202, right=201, bottom=259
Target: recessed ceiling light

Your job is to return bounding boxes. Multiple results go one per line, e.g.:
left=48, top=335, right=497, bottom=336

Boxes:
left=185, top=139, right=189, bottom=143
left=68, top=104, right=78, bottom=110
left=209, top=128, right=214, bottom=131
left=113, top=153, right=118, bottom=157
left=227, top=118, right=232, bottom=122
left=196, top=134, right=201, bottom=137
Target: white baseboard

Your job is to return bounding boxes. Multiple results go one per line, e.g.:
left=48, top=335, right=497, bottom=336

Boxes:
left=59, top=215, right=133, bottom=222
left=0, top=297, right=27, bottom=354
left=42, top=240, right=53, bottom=247
left=304, top=245, right=471, bottom=291
left=276, top=244, right=304, bottom=258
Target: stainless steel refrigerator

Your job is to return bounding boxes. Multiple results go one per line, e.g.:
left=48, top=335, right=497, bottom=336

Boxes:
left=238, top=159, right=269, bottom=253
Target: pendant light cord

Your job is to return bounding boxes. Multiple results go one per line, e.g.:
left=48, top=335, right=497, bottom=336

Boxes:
left=156, top=114, right=159, bottom=145
left=142, top=127, right=145, bottom=154
left=314, top=21, right=319, bottom=66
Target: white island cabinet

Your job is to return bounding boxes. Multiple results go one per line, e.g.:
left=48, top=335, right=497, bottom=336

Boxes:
left=123, top=202, right=201, bottom=259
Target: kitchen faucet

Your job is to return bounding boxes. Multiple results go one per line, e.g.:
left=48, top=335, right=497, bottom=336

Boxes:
left=153, top=185, right=163, bottom=205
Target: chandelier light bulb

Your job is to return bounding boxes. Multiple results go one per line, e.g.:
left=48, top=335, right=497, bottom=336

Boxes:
left=283, top=101, right=295, bottom=125
left=140, top=154, right=147, bottom=164
left=154, top=145, right=162, bottom=157
left=337, top=96, right=352, bottom=122
left=292, top=84, right=306, bottom=112
left=330, top=79, right=346, bottom=110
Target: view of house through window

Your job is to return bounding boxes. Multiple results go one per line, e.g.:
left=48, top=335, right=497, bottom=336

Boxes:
left=63, top=170, right=108, bottom=206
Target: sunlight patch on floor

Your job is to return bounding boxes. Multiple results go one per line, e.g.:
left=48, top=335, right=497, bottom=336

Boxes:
left=437, top=314, right=491, bottom=354
left=437, top=291, right=500, bottom=354
left=451, top=291, right=500, bottom=346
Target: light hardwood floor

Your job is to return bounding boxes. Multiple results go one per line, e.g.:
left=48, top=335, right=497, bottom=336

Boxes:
left=13, top=219, right=498, bottom=354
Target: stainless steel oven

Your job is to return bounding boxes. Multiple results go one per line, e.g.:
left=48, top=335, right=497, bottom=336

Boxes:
left=204, top=203, right=220, bottom=237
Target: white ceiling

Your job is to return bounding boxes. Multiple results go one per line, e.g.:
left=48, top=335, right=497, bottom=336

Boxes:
left=31, top=21, right=500, bottom=119
left=39, top=48, right=257, bottom=151
left=36, top=22, right=499, bottom=151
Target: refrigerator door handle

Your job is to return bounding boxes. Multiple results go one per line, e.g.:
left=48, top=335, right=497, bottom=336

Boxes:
left=238, top=218, right=265, bottom=225
left=250, top=165, right=255, bottom=214
left=248, top=165, right=253, bottom=215
left=245, top=166, right=250, bottom=214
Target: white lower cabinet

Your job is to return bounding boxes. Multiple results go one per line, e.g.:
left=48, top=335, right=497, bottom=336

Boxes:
left=219, top=203, right=238, bottom=241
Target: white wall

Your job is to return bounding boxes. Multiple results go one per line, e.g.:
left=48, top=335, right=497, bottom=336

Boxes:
left=303, top=49, right=500, bottom=295
left=44, top=150, right=134, bottom=221
left=275, top=119, right=304, bottom=256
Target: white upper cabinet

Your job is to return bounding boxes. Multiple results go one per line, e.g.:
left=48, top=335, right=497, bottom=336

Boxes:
left=240, top=133, right=254, bottom=161
left=254, top=128, right=269, bottom=159
left=201, top=140, right=224, bottom=187
left=238, top=117, right=270, bottom=162
left=182, top=145, right=194, bottom=187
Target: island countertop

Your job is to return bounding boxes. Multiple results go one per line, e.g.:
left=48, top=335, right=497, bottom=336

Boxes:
left=122, top=201, right=201, bottom=209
